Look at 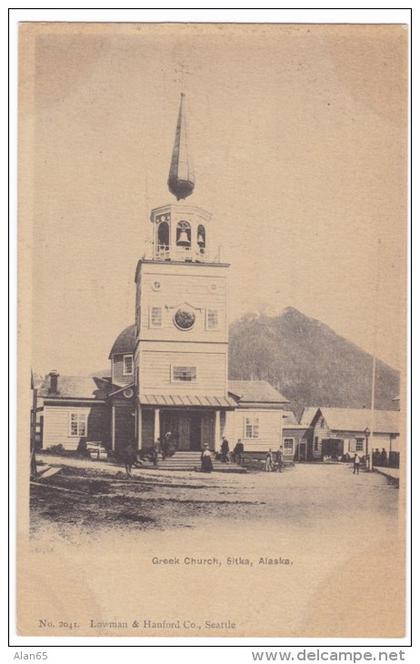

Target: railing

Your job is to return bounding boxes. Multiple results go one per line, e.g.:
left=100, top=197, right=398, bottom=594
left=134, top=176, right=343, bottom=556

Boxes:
left=142, top=241, right=223, bottom=263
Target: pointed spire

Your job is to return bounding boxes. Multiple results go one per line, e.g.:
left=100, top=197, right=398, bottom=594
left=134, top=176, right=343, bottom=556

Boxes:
left=167, top=93, right=195, bottom=200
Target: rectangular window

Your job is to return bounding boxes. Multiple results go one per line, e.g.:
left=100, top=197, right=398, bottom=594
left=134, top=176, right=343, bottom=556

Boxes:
left=69, top=412, right=87, bottom=437
left=206, top=309, right=219, bottom=330
left=283, top=438, right=294, bottom=451
left=244, top=416, right=259, bottom=439
left=356, top=438, right=364, bottom=451
left=150, top=306, right=162, bottom=328
left=314, top=436, right=319, bottom=451
left=172, top=366, right=197, bottom=382
left=123, top=354, right=133, bottom=375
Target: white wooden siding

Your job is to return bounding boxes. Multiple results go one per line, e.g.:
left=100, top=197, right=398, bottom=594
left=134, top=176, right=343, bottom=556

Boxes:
left=137, top=263, right=228, bottom=344
left=43, top=406, right=92, bottom=451
left=229, top=409, right=282, bottom=452
left=140, top=348, right=227, bottom=396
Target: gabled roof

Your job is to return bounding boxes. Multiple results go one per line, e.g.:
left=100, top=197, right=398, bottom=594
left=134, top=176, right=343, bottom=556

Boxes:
left=299, top=407, right=319, bottom=426
left=281, top=411, right=300, bottom=426
left=108, top=324, right=136, bottom=359
left=310, top=407, right=400, bottom=434
left=228, top=380, right=289, bottom=404
left=39, top=375, right=113, bottom=400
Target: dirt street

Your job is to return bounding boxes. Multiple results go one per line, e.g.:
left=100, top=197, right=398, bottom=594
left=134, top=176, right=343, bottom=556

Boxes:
left=26, top=456, right=404, bottom=637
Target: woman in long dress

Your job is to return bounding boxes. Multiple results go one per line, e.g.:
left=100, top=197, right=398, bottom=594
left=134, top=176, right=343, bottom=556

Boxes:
left=201, top=444, right=213, bottom=473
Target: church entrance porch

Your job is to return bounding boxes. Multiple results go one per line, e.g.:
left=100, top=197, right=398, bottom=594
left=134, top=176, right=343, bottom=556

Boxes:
left=139, top=407, right=224, bottom=452
left=161, top=411, right=204, bottom=450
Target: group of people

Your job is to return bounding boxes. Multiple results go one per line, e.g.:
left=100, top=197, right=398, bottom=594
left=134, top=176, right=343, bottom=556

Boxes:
left=372, top=447, right=389, bottom=467
left=218, top=437, right=245, bottom=464
left=150, top=431, right=177, bottom=466
left=120, top=432, right=177, bottom=477
left=201, top=437, right=245, bottom=473
left=264, top=447, right=284, bottom=472
left=120, top=439, right=385, bottom=479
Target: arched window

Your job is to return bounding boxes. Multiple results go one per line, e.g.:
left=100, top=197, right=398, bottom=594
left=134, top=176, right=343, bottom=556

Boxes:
left=176, top=220, right=191, bottom=247
left=197, top=224, right=206, bottom=253
left=157, top=221, right=169, bottom=249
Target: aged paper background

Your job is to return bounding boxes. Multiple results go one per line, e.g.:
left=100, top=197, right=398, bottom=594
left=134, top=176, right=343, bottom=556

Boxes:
left=17, top=22, right=407, bottom=638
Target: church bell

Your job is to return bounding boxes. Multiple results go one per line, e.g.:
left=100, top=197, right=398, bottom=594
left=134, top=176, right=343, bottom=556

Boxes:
left=177, top=229, right=190, bottom=246
left=197, top=230, right=205, bottom=246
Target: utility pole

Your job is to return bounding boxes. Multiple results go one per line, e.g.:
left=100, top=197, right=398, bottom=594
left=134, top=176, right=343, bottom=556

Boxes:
left=368, top=238, right=381, bottom=471
left=368, top=354, right=377, bottom=471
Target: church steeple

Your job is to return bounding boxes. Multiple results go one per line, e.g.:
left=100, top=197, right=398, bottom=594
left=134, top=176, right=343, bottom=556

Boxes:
left=167, top=93, right=195, bottom=200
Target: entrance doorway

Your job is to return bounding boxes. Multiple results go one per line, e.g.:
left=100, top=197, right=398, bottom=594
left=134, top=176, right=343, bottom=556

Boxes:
left=321, top=438, right=344, bottom=459
left=159, top=410, right=214, bottom=450
left=190, top=413, right=202, bottom=450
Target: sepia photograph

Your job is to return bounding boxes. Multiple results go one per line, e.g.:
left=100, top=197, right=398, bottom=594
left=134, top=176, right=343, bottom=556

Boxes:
left=16, top=19, right=408, bottom=639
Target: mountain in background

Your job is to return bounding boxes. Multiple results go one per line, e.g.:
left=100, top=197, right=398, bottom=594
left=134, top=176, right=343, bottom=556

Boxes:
left=89, top=307, right=400, bottom=417
left=228, top=307, right=400, bottom=416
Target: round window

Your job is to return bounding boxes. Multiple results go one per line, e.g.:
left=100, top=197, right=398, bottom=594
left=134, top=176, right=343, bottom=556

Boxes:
left=174, top=308, right=196, bottom=331
left=152, top=281, right=161, bottom=291
left=123, top=388, right=134, bottom=399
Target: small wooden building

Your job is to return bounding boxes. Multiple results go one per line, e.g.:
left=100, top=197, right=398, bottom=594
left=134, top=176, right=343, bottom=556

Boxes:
left=36, top=372, right=113, bottom=452
left=300, top=407, right=401, bottom=461
left=226, top=380, right=290, bottom=455
left=281, top=411, right=312, bottom=462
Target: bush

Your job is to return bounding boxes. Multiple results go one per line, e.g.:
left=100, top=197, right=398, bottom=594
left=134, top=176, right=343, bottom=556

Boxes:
left=45, top=444, right=81, bottom=457
left=45, top=444, right=66, bottom=455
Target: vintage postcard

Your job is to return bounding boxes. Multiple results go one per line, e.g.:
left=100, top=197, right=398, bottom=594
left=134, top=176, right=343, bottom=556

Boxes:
left=17, top=21, right=408, bottom=638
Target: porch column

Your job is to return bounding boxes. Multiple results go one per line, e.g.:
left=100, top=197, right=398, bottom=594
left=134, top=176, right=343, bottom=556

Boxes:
left=154, top=408, right=160, bottom=441
left=137, top=404, right=142, bottom=449
left=214, top=410, right=221, bottom=450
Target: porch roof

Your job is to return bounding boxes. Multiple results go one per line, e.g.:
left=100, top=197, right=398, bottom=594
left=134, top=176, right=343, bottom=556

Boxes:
left=139, top=394, right=237, bottom=409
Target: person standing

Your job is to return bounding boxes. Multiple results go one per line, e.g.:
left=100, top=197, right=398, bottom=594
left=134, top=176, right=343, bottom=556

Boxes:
left=276, top=446, right=284, bottom=473
left=201, top=444, right=213, bottom=473
left=124, top=441, right=137, bottom=478
left=353, top=452, right=361, bottom=475
left=233, top=439, right=244, bottom=465
left=221, top=436, right=230, bottom=463
left=151, top=439, right=159, bottom=467
left=265, top=449, right=274, bottom=472
left=380, top=448, right=388, bottom=467
left=161, top=431, right=171, bottom=460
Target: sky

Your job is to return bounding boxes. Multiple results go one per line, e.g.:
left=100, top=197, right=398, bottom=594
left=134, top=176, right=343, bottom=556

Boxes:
left=20, top=23, right=408, bottom=375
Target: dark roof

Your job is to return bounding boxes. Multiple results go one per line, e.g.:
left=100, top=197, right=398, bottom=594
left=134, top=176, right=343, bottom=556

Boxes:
left=108, top=324, right=136, bottom=359
left=228, top=380, right=289, bottom=404
left=39, top=375, right=113, bottom=400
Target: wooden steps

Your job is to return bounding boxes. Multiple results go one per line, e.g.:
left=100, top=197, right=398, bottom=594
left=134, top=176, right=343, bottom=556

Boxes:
left=141, top=451, right=247, bottom=473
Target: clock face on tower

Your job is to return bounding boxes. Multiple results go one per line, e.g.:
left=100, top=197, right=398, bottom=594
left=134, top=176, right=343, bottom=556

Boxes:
left=174, top=308, right=196, bottom=330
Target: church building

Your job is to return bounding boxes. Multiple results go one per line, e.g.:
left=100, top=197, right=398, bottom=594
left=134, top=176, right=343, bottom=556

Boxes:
left=34, top=95, right=290, bottom=461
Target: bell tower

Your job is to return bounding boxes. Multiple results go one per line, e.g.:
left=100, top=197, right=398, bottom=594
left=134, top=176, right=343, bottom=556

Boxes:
left=134, top=94, right=233, bottom=453
left=150, top=93, right=216, bottom=264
